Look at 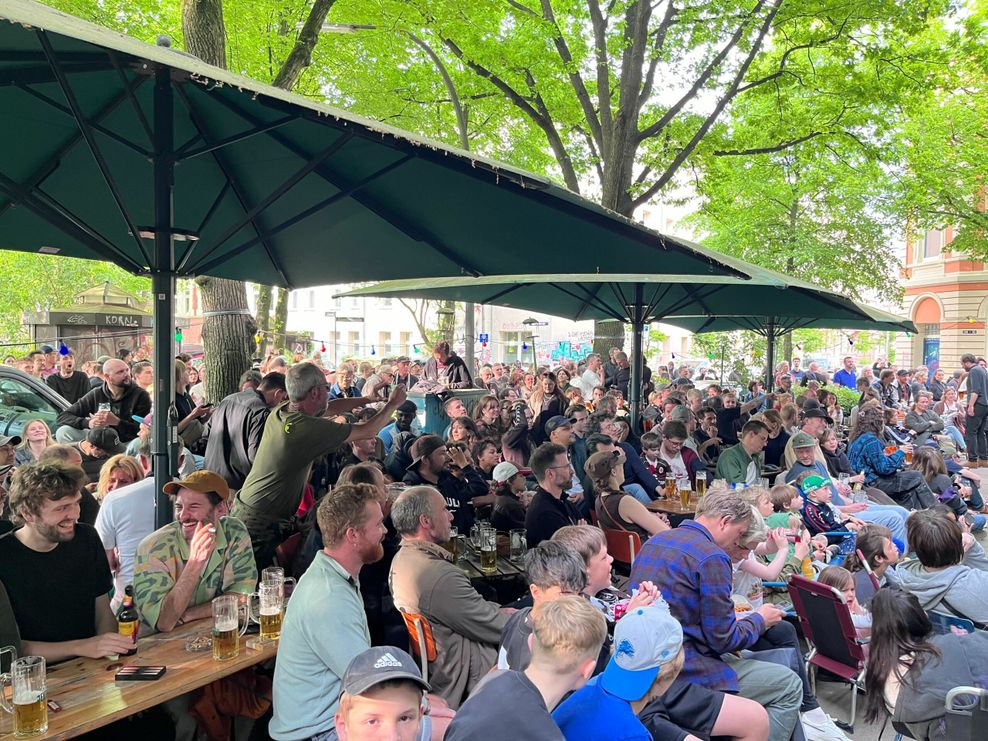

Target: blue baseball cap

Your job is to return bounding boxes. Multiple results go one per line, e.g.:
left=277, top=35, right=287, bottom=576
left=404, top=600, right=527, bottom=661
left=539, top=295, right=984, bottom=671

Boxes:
left=599, top=600, right=683, bottom=701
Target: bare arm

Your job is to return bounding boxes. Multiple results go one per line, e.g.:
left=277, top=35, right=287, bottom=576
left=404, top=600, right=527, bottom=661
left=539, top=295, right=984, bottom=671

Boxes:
left=325, top=397, right=373, bottom=416
left=345, top=387, right=407, bottom=442
left=617, top=495, right=669, bottom=535
left=156, top=557, right=207, bottom=632
left=22, top=595, right=134, bottom=661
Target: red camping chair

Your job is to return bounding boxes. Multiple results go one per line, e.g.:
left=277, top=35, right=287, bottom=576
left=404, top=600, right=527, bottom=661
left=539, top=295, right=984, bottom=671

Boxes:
left=788, top=575, right=868, bottom=732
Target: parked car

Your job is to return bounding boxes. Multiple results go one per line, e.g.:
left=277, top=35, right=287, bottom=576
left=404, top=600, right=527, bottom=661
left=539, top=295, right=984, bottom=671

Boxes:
left=0, top=367, right=69, bottom=437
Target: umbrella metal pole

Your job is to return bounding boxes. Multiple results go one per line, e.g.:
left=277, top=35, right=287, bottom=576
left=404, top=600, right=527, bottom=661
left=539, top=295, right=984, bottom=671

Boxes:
left=152, top=66, right=177, bottom=529
left=630, top=284, right=645, bottom=432
left=765, top=318, right=776, bottom=392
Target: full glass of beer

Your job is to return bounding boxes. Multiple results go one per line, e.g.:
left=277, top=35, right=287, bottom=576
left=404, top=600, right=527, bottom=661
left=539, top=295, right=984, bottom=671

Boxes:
left=480, top=527, right=497, bottom=574
left=0, top=656, right=47, bottom=737
left=695, top=472, right=707, bottom=498
left=677, top=478, right=691, bottom=509
left=257, top=583, right=283, bottom=641
left=212, top=594, right=248, bottom=661
left=443, top=526, right=459, bottom=560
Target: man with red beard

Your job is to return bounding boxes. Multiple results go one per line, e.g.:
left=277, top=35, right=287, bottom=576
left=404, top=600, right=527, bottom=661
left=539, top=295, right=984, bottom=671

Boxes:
left=271, top=483, right=396, bottom=741
left=133, top=471, right=257, bottom=634
left=0, top=462, right=135, bottom=661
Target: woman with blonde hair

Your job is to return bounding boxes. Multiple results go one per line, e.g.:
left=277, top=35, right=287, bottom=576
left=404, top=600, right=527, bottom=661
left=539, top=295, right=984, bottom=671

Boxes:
left=95, top=454, right=145, bottom=502
left=14, top=419, right=53, bottom=465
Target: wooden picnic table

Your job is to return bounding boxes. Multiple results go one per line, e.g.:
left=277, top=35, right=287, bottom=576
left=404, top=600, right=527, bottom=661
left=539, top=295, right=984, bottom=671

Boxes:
left=0, top=619, right=277, bottom=740
left=646, top=497, right=697, bottom=516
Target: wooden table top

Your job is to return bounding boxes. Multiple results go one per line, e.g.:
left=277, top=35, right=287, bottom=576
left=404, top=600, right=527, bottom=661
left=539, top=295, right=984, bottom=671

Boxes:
left=456, top=543, right=526, bottom=581
left=0, top=620, right=277, bottom=740
left=646, top=497, right=697, bottom=515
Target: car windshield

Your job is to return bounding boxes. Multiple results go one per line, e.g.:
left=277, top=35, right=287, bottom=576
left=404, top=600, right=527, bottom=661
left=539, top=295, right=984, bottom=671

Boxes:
left=0, top=377, right=61, bottom=434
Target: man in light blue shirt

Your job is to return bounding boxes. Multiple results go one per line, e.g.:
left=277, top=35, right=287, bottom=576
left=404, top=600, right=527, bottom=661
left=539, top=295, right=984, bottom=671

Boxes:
left=270, top=484, right=387, bottom=741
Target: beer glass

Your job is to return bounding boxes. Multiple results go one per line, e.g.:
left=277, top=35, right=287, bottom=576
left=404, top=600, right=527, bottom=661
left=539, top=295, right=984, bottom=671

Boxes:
left=261, top=566, right=297, bottom=605
left=902, top=446, right=913, bottom=464
left=0, top=656, right=47, bottom=737
left=677, top=478, right=691, bottom=509
left=443, top=527, right=459, bottom=559
left=664, top=476, right=677, bottom=500
left=256, top=582, right=283, bottom=641
left=695, top=472, right=707, bottom=498
left=509, top=529, right=527, bottom=562
left=212, top=594, right=249, bottom=661
left=480, top=527, right=497, bottom=575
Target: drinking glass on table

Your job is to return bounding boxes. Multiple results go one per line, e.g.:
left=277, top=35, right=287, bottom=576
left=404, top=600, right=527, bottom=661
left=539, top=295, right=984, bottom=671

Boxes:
left=262, top=565, right=296, bottom=603
left=212, top=594, right=249, bottom=661
left=0, top=655, right=47, bottom=738
left=443, top=527, right=460, bottom=560
left=480, top=527, right=497, bottom=575
left=255, top=582, right=283, bottom=641
left=677, top=478, right=692, bottom=509
left=695, top=471, right=708, bottom=497
left=509, top=529, right=527, bottom=562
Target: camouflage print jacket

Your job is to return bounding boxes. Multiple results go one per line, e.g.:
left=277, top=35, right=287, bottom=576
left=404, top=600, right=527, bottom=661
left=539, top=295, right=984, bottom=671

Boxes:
left=133, top=517, right=258, bottom=633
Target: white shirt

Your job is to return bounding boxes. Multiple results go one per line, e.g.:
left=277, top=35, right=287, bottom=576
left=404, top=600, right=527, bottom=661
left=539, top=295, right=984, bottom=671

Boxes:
left=659, top=450, right=687, bottom=480
left=94, top=477, right=157, bottom=608
left=580, top=369, right=602, bottom=398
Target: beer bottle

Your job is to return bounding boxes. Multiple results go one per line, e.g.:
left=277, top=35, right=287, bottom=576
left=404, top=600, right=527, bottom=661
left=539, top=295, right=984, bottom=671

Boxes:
left=117, top=585, right=140, bottom=656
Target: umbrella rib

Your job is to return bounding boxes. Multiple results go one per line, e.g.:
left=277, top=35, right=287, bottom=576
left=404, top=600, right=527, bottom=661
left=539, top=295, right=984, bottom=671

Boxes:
left=108, top=51, right=153, bottom=146
left=179, top=132, right=355, bottom=273
left=176, top=116, right=297, bottom=161
left=568, top=282, right=606, bottom=322
left=172, top=85, right=289, bottom=286
left=0, top=61, right=110, bottom=86
left=205, top=93, right=484, bottom=277
left=188, top=154, right=413, bottom=276
left=643, top=283, right=674, bottom=321
left=553, top=283, right=625, bottom=322
left=480, top=284, right=525, bottom=304
left=37, top=31, right=152, bottom=266
left=0, top=173, right=143, bottom=272
left=13, top=83, right=152, bottom=158
left=0, top=73, right=149, bottom=222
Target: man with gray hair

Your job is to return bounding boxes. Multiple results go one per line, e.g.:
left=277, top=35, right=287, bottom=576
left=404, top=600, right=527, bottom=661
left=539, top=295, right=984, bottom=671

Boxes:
left=232, top=361, right=406, bottom=571
left=55, top=358, right=151, bottom=443
left=579, top=354, right=603, bottom=399
left=389, top=486, right=509, bottom=709
left=630, top=490, right=805, bottom=741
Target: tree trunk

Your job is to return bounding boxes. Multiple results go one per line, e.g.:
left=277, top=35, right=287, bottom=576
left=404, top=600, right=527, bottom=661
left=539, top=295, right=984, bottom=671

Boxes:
left=273, top=287, right=289, bottom=353
left=272, top=0, right=338, bottom=90
left=437, top=300, right=455, bottom=343
left=195, top=275, right=256, bottom=398
left=183, top=0, right=253, bottom=400
left=255, top=284, right=272, bottom=355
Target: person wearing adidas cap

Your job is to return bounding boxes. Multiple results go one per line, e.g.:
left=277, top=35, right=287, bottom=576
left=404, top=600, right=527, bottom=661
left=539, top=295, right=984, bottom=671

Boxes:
left=335, top=646, right=452, bottom=741
left=133, top=470, right=257, bottom=635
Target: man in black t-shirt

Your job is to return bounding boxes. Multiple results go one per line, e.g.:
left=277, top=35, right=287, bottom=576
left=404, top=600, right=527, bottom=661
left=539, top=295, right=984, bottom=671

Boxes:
left=445, top=596, right=606, bottom=741
left=0, top=462, right=134, bottom=662
left=525, top=443, right=581, bottom=548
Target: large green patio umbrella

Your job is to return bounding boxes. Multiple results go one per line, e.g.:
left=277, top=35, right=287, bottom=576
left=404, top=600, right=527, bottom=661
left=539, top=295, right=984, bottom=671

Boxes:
left=339, top=272, right=914, bottom=423
left=0, top=0, right=750, bottom=525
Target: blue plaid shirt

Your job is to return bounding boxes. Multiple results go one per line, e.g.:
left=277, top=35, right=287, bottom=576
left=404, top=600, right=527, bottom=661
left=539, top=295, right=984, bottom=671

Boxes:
left=629, top=520, right=765, bottom=692
left=847, top=432, right=904, bottom=484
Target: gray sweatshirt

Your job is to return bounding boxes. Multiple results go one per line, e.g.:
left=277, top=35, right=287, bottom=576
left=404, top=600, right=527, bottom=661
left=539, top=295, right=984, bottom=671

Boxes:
left=897, top=559, right=988, bottom=624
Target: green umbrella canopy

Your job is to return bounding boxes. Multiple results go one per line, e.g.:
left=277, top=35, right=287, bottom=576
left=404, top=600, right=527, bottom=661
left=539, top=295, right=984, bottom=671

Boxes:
left=336, top=273, right=916, bottom=333
left=0, top=0, right=749, bottom=287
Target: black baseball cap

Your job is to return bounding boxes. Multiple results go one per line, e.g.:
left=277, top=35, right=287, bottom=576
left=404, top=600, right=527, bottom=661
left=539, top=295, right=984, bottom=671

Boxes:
left=342, top=646, right=430, bottom=696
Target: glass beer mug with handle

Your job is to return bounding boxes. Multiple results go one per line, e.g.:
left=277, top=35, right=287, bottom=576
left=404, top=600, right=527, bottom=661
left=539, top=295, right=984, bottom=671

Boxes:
left=250, top=582, right=284, bottom=641
left=0, top=655, right=47, bottom=738
left=211, top=594, right=249, bottom=661
left=261, top=566, right=296, bottom=602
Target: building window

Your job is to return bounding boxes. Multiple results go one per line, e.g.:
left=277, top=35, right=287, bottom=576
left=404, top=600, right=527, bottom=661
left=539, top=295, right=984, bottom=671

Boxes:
left=377, top=297, right=393, bottom=308
left=379, top=331, right=393, bottom=355
left=347, top=331, right=360, bottom=355
left=400, top=331, right=411, bottom=355
left=308, top=290, right=316, bottom=309
left=923, top=229, right=943, bottom=259
left=290, top=291, right=298, bottom=310
left=501, top=331, right=525, bottom=363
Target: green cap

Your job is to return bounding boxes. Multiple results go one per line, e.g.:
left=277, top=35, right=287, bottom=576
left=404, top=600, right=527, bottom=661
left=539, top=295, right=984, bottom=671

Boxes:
left=791, top=431, right=816, bottom=448
left=800, top=474, right=831, bottom=493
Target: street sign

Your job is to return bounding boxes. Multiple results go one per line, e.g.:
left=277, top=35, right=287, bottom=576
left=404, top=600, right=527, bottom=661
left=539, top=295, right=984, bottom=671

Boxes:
left=479, top=333, right=489, bottom=343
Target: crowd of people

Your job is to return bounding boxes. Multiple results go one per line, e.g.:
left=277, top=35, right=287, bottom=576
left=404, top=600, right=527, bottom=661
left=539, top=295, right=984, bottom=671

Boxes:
left=0, top=341, right=986, bottom=741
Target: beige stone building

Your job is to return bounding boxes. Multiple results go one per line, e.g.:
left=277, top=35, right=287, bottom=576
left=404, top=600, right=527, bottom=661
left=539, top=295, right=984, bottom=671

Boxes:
left=896, top=227, right=988, bottom=372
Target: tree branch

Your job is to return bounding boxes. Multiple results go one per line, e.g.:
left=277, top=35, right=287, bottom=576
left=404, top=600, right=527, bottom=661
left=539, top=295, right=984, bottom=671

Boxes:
left=504, top=0, right=539, bottom=16
left=713, top=131, right=824, bottom=156
left=637, top=0, right=769, bottom=144
left=440, top=36, right=582, bottom=192
left=273, top=0, right=338, bottom=90
left=586, top=0, right=613, bottom=142
left=638, top=0, right=679, bottom=108
left=633, top=0, right=782, bottom=207
left=540, top=0, right=603, bottom=150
